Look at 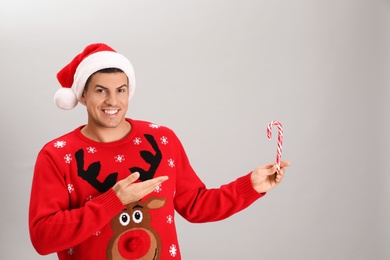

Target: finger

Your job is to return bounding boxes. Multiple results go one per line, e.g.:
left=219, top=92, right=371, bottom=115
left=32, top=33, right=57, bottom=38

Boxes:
left=280, top=161, right=291, bottom=168
left=143, top=176, right=169, bottom=188
left=264, top=163, right=276, bottom=169
left=275, top=173, right=283, bottom=183
left=124, top=171, right=140, bottom=184
left=153, top=176, right=169, bottom=184
left=278, top=168, right=285, bottom=177
left=139, top=176, right=169, bottom=196
left=264, top=164, right=278, bottom=176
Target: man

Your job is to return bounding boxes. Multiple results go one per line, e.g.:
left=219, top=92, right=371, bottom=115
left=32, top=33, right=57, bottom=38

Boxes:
left=29, top=43, right=291, bottom=259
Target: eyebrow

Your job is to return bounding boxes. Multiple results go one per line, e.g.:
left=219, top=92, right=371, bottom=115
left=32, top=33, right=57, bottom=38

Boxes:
left=132, top=205, right=143, bottom=209
left=94, top=84, right=128, bottom=90
left=123, top=204, right=143, bottom=211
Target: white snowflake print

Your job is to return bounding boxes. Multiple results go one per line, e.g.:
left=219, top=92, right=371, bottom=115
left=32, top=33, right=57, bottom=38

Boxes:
left=115, top=155, right=125, bottom=163
left=160, top=136, right=169, bottom=145
left=169, top=244, right=177, bottom=257
left=155, top=183, right=163, bottom=193
left=54, top=140, right=66, bottom=148
left=167, top=215, right=173, bottom=224
left=86, top=147, right=97, bottom=153
left=149, top=123, right=160, bottom=129
left=67, top=248, right=74, bottom=255
left=67, top=184, right=74, bottom=194
left=86, top=195, right=95, bottom=201
left=168, top=159, right=175, bottom=168
left=93, top=230, right=101, bottom=236
left=133, top=137, right=142, bottom=145
left=64, top=154, right=72, bottom=164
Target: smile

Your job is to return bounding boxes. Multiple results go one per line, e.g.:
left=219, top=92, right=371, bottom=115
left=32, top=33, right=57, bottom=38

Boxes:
left=103, top=109, right=119, bottom=115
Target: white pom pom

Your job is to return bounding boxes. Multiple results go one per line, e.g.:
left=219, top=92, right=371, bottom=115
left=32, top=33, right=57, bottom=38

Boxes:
left=54, top=88, right=78, bottom=110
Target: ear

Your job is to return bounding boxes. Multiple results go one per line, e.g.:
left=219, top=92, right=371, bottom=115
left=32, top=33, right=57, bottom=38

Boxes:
left=79, top=90, right=87, bottom=105
left=146, top=197, right=166, bottom=209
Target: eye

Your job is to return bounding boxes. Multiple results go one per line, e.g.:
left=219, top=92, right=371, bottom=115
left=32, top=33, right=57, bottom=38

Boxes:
left=118, top=87, right=127, bottom=93
left=119, top=213, right=131, bottom=226
left=132, top=210, right=143, bottom=224
left=96, top=88, right=106, bottom=93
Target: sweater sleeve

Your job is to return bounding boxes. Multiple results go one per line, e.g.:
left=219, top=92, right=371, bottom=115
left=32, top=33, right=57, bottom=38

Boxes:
left=173, top=137, right=265, bottom=223
left=28, top=149, right=125, bottom=255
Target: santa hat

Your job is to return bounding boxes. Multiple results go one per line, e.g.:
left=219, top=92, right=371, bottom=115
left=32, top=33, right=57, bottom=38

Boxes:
left=54, top=43, right=136, bottom=110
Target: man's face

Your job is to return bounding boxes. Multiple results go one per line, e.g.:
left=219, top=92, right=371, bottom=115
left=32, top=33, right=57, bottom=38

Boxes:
left=81, top=71, right=129, bottom=130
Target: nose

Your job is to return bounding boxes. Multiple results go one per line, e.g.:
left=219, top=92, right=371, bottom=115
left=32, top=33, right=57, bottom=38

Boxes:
left=105, top=92, right=118, bottom=106
left=118, top=229, right=151, bottom=259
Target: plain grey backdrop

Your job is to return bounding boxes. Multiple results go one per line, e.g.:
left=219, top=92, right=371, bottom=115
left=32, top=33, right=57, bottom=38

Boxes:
left=1, top=0, right=389, bottom=259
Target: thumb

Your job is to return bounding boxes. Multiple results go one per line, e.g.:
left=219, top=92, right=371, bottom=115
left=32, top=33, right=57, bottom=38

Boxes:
left=126, top=171, right=140, bottom=183
left=265, top=164, right=278, bottom=176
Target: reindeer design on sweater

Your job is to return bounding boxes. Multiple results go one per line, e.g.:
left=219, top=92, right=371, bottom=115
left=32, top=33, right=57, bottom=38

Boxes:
left=75, top=133, right=167, bottom=259
left=107, top=197, right=166, bottom=260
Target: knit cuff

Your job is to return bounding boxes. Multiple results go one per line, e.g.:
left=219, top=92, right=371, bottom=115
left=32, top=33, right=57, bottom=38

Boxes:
left=236, top=172, right=266, bottom=202
left=93, top=188, right=125, bottom=219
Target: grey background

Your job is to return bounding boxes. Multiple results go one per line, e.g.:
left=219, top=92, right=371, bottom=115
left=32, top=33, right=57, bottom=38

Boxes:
left=1, top=0, right=389, bottom=259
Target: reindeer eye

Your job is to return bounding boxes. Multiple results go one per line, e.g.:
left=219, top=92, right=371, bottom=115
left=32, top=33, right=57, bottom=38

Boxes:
left=132, top=210, right=143, bottom=224
left=119, top=213, right=130, bottom=226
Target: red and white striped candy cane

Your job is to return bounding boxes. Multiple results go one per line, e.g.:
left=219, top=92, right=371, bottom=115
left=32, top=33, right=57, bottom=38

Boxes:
left=267, top=120, right=283, bottom=172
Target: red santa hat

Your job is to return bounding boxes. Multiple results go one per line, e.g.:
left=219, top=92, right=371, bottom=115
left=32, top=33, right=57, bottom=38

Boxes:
left=54, top=43, right=136, bottom=110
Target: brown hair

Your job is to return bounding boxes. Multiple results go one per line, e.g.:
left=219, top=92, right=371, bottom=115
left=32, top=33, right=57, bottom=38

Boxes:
left=84, top=68, right=125, bottom=92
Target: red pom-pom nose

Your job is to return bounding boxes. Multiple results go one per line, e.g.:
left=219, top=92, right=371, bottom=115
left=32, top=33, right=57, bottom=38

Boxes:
left=118, top=230, right=151, bottom=259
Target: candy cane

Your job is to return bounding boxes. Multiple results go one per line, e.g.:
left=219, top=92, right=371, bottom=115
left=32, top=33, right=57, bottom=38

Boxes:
left=267, top=120, right=283, bottom=172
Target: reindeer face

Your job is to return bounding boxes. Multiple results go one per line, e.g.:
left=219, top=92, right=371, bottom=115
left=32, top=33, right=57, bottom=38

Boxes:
left=107, top=197, right=166, bottom=260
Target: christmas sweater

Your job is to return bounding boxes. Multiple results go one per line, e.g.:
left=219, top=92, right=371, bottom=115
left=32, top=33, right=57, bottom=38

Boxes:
left=29, top=118, right=264, bottom=259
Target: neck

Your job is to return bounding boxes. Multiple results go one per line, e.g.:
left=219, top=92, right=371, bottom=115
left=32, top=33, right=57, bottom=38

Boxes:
left=81, top=120, right=132, bottom=143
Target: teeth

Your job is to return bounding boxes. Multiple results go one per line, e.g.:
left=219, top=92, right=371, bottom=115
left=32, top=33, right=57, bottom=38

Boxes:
left=104, top=110, right=118, bottom=115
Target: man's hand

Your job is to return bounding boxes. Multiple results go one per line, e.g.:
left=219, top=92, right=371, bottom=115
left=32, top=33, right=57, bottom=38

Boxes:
left=112, top=172, right=169, bottom=205
left=251, top=161, right=291, bottom=193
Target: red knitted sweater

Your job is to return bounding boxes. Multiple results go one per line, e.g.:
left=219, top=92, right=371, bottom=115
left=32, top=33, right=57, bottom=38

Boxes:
left=29, top=118, right=264, bottom=259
